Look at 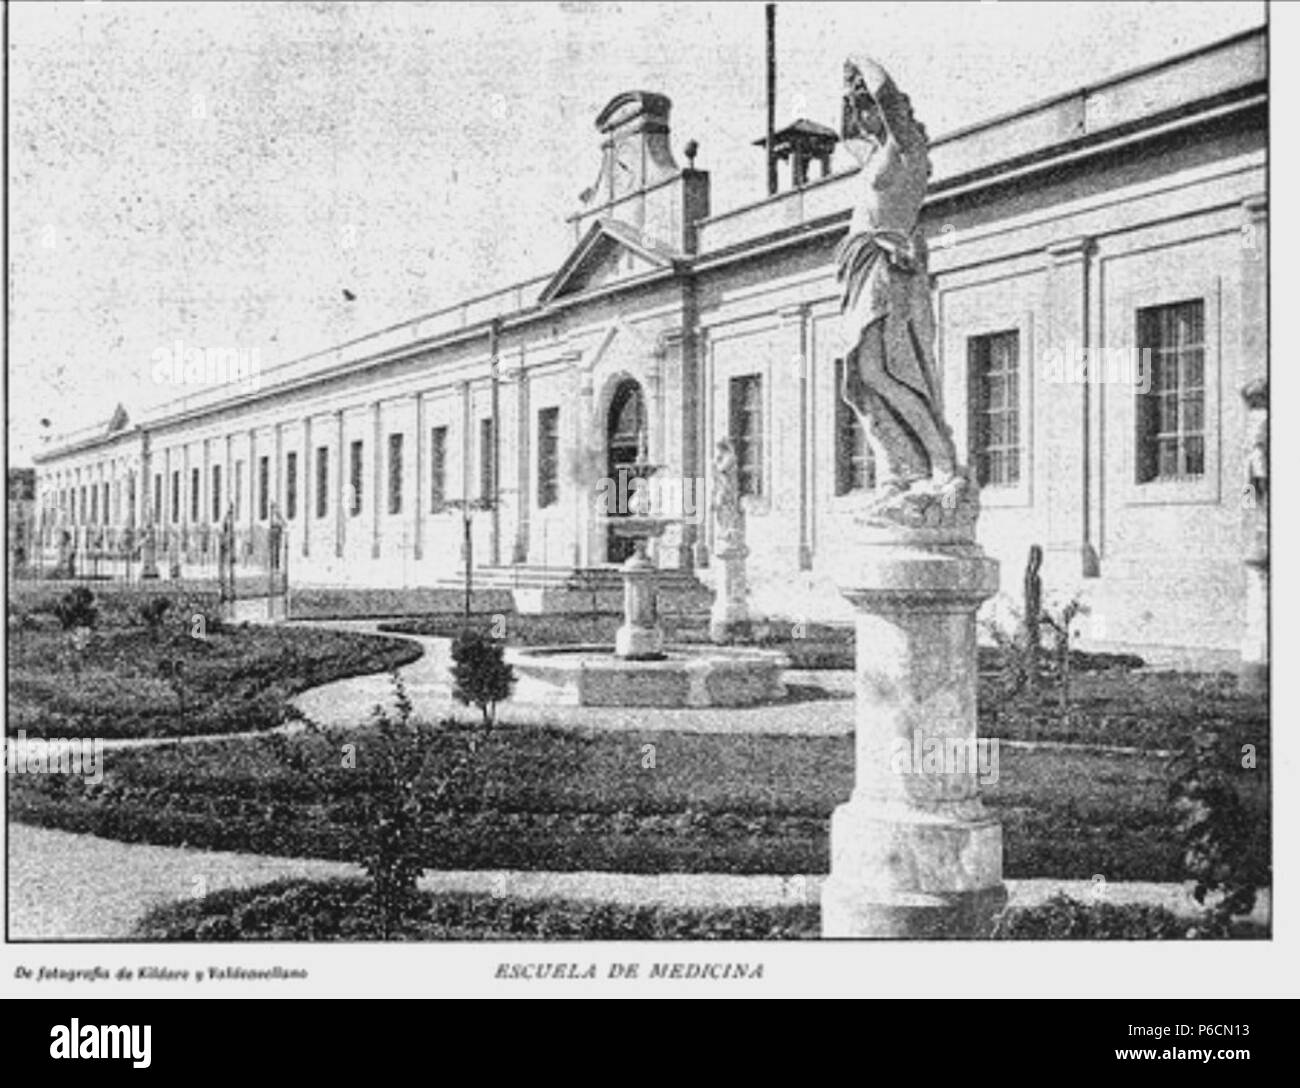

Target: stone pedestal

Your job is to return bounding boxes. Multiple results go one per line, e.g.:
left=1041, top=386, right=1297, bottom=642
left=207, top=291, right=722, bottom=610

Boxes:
left=614, top=543, right=664, bottom=660
left=56, top=533, right=74, bottom=578
left=1240, top=549, right=1268, bottom=696
left=822, top=533, right=1005, bottom=938
left=140, top=530, right=159, bottom=580
left=709, top=538, right=750, bottom=643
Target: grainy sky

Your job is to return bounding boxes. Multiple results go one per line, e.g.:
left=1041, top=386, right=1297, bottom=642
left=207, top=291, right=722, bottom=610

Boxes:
left=7, top=0, right=1266, bottom=464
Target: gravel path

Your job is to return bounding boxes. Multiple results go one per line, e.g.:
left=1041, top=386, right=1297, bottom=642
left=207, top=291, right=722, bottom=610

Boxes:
left=9, top=825, right=1269, bottom=940
left=288, top=619, right=858, bottom=736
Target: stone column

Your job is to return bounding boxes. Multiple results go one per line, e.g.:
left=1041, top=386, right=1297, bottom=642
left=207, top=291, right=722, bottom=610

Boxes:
left=141, top=434, right=158, bottom=579
left=513, top=365, right=531, bottom=565
left=1042, top=236, right=1099, bottom=581
left=372, top=401, right=383, bottom=560
left=301, top=416, right=312, bottom=558
left=822, top=528, right=1004, bottom=937
left=782, top=303, right=814, bottom=571
left=334, top=409, right=346, bottom=559
left=572, top=371, right=593, bottom=567
left=709, top=537, right=750, bottom=642
left=614, top=536, right=665, bottom=659
left=414, top=393, right=426, bottom=562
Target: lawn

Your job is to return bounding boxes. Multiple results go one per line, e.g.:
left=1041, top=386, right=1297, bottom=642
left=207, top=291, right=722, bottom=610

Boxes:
left=6, top=586, right=422, bottom=739
left=7, top=719, right=1268, bottom=883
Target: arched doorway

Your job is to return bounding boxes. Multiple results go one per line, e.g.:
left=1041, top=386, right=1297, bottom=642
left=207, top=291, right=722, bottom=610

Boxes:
left=606, top=378, right=647, bottom=563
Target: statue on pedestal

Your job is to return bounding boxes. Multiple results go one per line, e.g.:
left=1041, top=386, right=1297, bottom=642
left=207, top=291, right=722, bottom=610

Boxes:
left=838, top=55, right=976, bottom=533
left=267, top=502, right=286, bottom=573
left=711, top=438, right=744, bottom=549
left=218, top=504, right=237, bottom=601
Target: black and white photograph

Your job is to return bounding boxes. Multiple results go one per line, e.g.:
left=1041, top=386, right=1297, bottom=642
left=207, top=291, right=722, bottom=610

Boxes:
left=1, top=0, right=1291, bottom=1010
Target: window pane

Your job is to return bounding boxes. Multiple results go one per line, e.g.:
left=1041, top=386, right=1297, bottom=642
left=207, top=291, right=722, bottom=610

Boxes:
left=537, top=407, right=559, bottom=509
left=430, top=427, right=447, bottom=510
left=1135, top=299, right=1206, bottom=481
left=968, top=330, right=1019, bottom=488
left=286, top=452, right=297, bottom=520
left=349, top=441, right=363, bottom=516
left=729, top=375, right=763, bottom=498
left=316, top=447, right=329, bottom=518
left=388, top=434, right=404, bottom=515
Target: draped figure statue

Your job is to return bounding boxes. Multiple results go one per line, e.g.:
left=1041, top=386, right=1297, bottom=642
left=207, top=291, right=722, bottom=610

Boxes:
left=838, top=56, right=975, bottom=530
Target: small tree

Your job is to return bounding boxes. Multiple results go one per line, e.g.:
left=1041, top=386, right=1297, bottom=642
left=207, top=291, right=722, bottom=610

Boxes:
left=275, top=674, right=482, bottom=938
left=1040, top=595, right=1087, bottom=717
left=450, top=628, right=515, bottom=727
left=138, top=595, right=172, bottom=638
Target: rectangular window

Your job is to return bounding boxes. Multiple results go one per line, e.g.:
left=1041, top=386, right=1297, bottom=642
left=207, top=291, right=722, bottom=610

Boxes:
left=968, top=330, right=1021, bottom=488
left=171, top=471, right=180, bottom=523
left=191, top=468, right=200, bottom=522
left=388, top=433, right=404, bottom=515
left=234, top=461, right=244, bottom=518
left=537, top=407, right=560, bottom=509
left=479, top=418, right=495, bottom=504
left=286, top=452, right=298, bottom=520
left=728, top=374, right=763, bottom=498
left=153, top=475, right=161, bottom=525
left=430, top=426, right=447, bottom=511
left=834, top=359, right=875, bottom=495
left=211, top=465, right=222, bottom=522
left=258, top=456, right=270, bottom=520
left=349, top=440, right=364, bottom=516
left=90, top=484, right=98, bottom=525
left=316, top=446, right=329, bottom=518
left=1136, top=299, right=1205, bottom=483
left=102, top=482, right=110, bottom=525
left=127, top=477, right=136, bottom=525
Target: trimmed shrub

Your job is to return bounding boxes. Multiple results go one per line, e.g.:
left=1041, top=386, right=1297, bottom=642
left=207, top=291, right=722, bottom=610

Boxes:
left=993, top=895, right=1202, bottom=939
left=450, top=628, right=515, bottom=726
left=53, top=586, right=98, bottom=630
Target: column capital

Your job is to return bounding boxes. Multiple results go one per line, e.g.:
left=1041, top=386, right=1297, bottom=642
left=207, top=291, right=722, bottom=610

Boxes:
left=1044, top=235, right=1093, bottom=264
left=1242, top=193, right=1267, bottom=220
left=778, top=302, right=810, bottom=324
left=654, top=328, right=686, bottom=359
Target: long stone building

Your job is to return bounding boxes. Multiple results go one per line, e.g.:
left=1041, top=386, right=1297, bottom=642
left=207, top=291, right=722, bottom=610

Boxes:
left=31, top=29, right=1267, bottom=662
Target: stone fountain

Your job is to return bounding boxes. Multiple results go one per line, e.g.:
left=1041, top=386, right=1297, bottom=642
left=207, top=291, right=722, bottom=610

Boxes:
left=508, top=456, right=786, bottom=708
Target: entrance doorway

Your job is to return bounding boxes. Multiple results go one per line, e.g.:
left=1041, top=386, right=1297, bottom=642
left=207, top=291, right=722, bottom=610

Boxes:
left=606, top=378, right=647, bottom=564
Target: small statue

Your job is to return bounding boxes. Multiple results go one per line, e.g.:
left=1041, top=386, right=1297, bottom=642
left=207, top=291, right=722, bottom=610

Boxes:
left=1242, top=378, right=1267, bottom=508
left=267, top=501, right=285, bottom=572
left=712, top=438, right=744, bottom=545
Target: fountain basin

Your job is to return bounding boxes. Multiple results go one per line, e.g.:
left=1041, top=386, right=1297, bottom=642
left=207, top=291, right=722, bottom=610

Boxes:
left=507, top=644, right=788, bottom=708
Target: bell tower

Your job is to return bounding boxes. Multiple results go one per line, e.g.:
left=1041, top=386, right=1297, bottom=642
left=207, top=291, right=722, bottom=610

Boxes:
left=570, top=91, right=710, bottom=254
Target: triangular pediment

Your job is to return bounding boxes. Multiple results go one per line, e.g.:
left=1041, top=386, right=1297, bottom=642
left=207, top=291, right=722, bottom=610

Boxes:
left=540, top=220, right=682, bottom=304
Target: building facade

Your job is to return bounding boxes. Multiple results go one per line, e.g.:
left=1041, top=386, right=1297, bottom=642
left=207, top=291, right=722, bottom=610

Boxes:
left=31, top=30, right=1267, bottom=661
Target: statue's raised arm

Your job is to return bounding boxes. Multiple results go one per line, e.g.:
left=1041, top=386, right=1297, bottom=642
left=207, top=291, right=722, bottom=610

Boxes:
left=843, top=56, right=927, bottom=159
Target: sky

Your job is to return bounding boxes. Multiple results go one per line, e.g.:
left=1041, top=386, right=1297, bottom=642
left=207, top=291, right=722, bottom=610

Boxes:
left=6, top=0, right=1267, bottom=464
